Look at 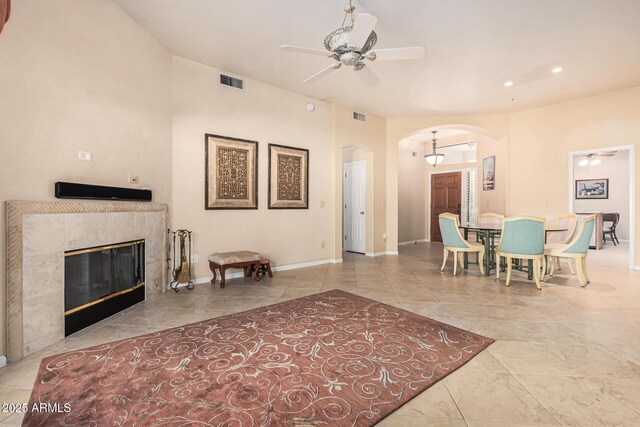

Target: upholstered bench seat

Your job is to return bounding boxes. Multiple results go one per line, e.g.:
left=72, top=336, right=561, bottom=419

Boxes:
left=208, top=251, right=262, bottom=265
left=208, top=251, right=263, bottom=288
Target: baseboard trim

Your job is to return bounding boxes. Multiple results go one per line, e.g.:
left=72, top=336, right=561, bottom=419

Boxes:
left=0, top=355, right=6, bottom=368
left=398, top=239, right=428, bottom=246
left=365, top=251, right=400, bottom=257
left=189, top=258, right=344, bottom=286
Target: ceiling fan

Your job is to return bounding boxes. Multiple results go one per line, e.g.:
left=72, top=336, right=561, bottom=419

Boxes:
left=577, top=151, right=617, bottom=166
left=281, top=0, right=426, bottom=86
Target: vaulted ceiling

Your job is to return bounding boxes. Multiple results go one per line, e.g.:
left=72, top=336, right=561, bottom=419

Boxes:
left=113, top=0, right=640, bottom=117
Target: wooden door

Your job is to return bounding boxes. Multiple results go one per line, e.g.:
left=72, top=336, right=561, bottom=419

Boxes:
left=430, top=172, right=462, bottom=242
left=344, top=161, right=366, bottom=253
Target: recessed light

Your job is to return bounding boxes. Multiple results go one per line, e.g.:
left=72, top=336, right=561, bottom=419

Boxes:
left=504, top=81, right=513, bottom=87
left=306, top=102, right=315, bottom=112
left=552, top=66, right=563, bottom=74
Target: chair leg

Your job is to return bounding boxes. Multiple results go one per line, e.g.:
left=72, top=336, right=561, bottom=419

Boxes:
left=440, top=248, right=449, bottom=271
left=555, top=257, right=561, bottom=271
left=613, top=231, right=620, bottom=244
left=453, top=251, right=458, bottom=276
left=575, top=258, right=587, bottom=287
left=478, top=250, right=485, bottom=275
left=458, top=252, right=465, bottom=270
left=548, top=256, right=555, bottom=277
left=582, top=257, right=591, bottom=284
left=568, top=259, right=575, bottom=275
left=541, top=256, right=547, bottom=281
left=496, top=254, right=501, bottom=279
left=533, top=258, right=542, bottom=290
left=505, top=257, right=512, bottom=287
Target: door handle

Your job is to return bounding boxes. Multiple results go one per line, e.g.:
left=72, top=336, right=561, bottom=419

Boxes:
left=360, top=211, right=365, bottom=215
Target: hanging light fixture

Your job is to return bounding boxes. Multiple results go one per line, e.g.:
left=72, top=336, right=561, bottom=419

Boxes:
left=425, top=130, right=445, bottom=166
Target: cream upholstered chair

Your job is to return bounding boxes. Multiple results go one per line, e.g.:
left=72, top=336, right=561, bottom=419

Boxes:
left=478, top=212, right=505, bottom=229
left=545, top=214, right=596, bottom=287
left=496, top=216, right=545, bottom=289
left=546, top=213, right=578, bottom=273
left=439, top=213, right=485, bottom=276
left=477, top=212, right=505, bottom=245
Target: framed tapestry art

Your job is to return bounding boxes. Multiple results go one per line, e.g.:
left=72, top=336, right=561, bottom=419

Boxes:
left=205, top=134, right=258, bottom=209
left=575, top=178, right=609, bottom=199
left=268, top=144, right=309, bottom=209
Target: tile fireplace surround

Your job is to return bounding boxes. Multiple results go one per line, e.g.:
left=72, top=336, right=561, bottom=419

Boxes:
left=5, top=201, right=169, bottom=362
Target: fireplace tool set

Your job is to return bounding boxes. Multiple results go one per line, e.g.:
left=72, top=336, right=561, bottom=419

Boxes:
left=169, top=229, right=194, bottom=292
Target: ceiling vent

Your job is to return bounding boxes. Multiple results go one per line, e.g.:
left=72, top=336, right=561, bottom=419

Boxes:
left=352, top=112, right=366, bottom=122
left=220, top=74, right=244, bottom=90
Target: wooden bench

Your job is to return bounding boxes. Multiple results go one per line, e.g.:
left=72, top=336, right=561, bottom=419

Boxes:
left=208, top=251, right=262, bottom=288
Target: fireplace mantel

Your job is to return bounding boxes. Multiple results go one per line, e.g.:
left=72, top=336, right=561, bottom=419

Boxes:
left=5, top=200, right=169, bottom=362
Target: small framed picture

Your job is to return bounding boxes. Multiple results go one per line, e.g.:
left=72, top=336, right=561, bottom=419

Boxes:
left=575, top=178, right=609, bottom=199
left=268, top=144, right=309, bottom=209
left=483, top=156, right=495, bottom=191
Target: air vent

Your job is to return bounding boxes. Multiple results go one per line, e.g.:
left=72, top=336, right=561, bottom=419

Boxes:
left=352, top=112, right=366, bottom=122
left=220, top=74, right=244, bottom=90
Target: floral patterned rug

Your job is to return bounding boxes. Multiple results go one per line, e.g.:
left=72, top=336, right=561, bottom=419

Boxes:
left=24, top=289, right=493, bottom=426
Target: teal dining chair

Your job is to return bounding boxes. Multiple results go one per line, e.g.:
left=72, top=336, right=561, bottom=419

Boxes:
left=496, top=216, right=545, bottom=289
left=544, top=214, right=595, bottom=287
left=439, top=213, right=485, bottom=276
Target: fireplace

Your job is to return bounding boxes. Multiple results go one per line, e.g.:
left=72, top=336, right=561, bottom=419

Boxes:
left=64, top=239, right=145, bottom=336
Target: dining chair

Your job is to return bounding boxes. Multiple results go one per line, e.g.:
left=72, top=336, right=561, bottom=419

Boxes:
left=546, top=213, right=578, bottom=274
left=602, top=213, right=620, bottom=246
left=478, top=212, right=505, bottom=229
left=439, top=213, right=485, bottom=276
left=496, top=216, right=545, bottom=289
left=544, top=214, right=596, bottom=287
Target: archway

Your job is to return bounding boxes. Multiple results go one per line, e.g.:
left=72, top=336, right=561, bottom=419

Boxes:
left=396, top=124, right=507, bottom=245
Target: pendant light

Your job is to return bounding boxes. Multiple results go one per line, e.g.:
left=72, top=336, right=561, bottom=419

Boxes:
left=425, top=130, right=444, bottom=166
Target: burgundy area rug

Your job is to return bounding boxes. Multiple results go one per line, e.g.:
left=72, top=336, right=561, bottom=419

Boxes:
left=24, top=289, right=493, bottom=426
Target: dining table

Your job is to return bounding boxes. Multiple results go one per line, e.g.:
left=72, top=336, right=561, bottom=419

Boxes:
left=458, top=223, right=568, bottom=278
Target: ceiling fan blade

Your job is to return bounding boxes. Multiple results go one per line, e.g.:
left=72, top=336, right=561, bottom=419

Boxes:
left=595, top=151, right=617, bottom=156
left=348, top=14, right=377, bottom=50
left=371, top=46, right=426, bottom=61
left=281, top=45, right=329, bottom=56
left=302, top=63, right=341, bottom=84
left=355, top=64, right=380, bottom=87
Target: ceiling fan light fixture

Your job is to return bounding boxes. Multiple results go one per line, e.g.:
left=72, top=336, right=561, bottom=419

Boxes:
left=578, top=158, right=589, bottom=167
left=590, top=158, right=601, bottom=166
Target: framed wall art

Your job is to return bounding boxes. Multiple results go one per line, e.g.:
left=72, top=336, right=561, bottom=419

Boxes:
left=205, top=134, right=258, bottom=209
left=268, top=144, right=309, bottom=209
left=483, top=156, right=495, bottom=191
left=575, top=178, right=609, bottom=199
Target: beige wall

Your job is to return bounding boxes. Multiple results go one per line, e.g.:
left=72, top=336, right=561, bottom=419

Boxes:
left=509, top=87, right=640, bottom=265
left=0, top=0, right=172, bottom=358
left=334, top=105, right=388, bottom=256
left=573, top=151, right=630, bottom=240
left=171, top=57, right=335, bottom=280
left=398, top=139, right=426, bottom=243
left=389, top=89, right=640, bottom=266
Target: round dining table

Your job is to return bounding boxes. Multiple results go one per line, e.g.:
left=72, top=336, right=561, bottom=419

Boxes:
left=458, top=223, right=567, bottom=278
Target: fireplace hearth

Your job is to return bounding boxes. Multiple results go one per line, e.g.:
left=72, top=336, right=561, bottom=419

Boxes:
left=64, top=240, right=145, bottom=335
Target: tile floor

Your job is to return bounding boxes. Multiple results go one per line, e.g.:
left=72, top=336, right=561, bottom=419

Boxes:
left=1, top=242, right=639, bottom=426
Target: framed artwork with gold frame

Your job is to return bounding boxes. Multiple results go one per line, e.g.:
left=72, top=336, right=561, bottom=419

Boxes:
left=205, top=134, right=258, bottom=210
left=268, top=144, right=309, bottom=209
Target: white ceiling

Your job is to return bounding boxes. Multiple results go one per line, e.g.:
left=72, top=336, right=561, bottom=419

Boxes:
left=113, top=0, right=640, bottom=117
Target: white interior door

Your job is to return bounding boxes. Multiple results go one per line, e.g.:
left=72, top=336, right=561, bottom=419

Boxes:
left=344, top=161, right=366, bottom=253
